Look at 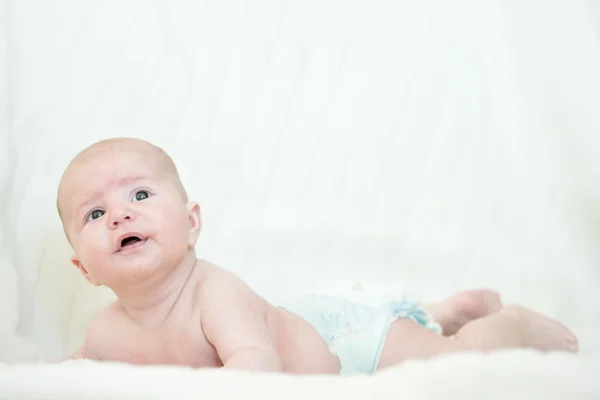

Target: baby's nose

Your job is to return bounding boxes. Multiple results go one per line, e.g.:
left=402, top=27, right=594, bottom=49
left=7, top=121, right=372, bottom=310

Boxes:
left=110, top=208, right=134, bottom=227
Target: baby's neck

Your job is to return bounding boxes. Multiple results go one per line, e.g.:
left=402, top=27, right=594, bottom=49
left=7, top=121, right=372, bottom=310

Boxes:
left=112, top=252, right=199, bottom=327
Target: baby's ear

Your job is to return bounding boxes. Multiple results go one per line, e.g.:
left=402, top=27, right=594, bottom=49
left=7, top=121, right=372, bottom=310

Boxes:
left=186, top=201, right=202, bottom=248
left=70, top=255, right=99, bottom=286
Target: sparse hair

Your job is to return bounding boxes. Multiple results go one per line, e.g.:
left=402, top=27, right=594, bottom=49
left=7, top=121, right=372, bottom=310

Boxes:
left=56, top=137, right=189, bottom=224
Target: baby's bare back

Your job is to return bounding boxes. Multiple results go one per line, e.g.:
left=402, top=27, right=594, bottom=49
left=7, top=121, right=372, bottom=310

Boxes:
left=81, top=262, right=339, bottom=373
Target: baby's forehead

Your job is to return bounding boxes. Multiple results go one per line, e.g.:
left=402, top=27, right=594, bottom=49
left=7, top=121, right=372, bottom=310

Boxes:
left=68, top=153, right=162, bottom=187
left=59, top=149, right=163, bottom=203
left=72, top=144, right=164, bottom=174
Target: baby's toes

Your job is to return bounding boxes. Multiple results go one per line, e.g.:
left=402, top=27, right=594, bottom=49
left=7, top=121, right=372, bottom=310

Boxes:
left=567, top=340, right=579, bottom=353
left=557, top=322, right=578, bottom=344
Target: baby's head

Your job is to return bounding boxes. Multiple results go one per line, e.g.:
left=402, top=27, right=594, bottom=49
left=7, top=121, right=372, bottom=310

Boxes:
left=57, top=138, right=201, bottom=289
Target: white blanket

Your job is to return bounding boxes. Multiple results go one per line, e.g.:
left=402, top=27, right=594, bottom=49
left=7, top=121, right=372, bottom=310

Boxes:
left=1, top=351, right=599, bottom=400
left=1, top=0, right=600, bottom=398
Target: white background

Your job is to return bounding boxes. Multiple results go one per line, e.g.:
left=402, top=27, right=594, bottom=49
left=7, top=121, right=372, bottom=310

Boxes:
left=1, top=0, right=600, bottom=364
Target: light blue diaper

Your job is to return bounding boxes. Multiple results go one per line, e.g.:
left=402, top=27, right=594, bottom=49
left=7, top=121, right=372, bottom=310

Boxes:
left=279, top=294, right=442, bottom=375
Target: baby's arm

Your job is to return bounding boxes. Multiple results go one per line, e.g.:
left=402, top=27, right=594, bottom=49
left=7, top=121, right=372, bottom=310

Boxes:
left=199, top=271, right=283, bottom=373
left=56, top=306, right=118, bottom=363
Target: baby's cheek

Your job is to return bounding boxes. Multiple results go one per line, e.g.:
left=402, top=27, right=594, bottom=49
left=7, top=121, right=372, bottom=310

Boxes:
left=81, top=240, right=108, bottom=264
left=162, top=211, right=189, bottom=237
left=161, top=224, right=188, bottom=249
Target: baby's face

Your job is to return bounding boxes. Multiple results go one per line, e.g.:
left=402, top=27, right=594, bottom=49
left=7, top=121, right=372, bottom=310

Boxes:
left=59, top=147, right=200, bottom=288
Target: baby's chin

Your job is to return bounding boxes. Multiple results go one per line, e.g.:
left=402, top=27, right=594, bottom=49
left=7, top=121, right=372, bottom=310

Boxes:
left=101, top=259, right=164, bottom=286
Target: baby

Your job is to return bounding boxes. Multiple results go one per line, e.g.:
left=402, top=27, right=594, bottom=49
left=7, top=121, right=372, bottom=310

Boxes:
left=57, top=138, right=578, bottom=375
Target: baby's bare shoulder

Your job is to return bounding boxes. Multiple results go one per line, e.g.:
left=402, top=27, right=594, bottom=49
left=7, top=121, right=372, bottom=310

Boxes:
left=194, top=260, right=269, bottom=326
left=196, top=260, right=260, bottom=304
left=82, top=302, right=127, bottom=357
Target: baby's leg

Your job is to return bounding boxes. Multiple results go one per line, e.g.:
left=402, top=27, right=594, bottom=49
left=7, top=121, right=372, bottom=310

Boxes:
left=377, top=305, right=578, bottom=371
left=425, top=289, right=503, bottom=336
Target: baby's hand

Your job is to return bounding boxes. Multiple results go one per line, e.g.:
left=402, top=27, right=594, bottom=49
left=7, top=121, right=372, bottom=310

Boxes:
left=222, top=347, right=282, bottom=372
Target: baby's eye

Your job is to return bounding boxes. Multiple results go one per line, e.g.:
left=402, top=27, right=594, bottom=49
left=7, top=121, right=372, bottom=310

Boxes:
left=87, top=209, right=105, bottom=221
left=133, top=190, right=150, bottom=202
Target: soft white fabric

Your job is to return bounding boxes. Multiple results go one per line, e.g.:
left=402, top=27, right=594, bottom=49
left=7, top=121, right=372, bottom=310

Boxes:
left=1, top=351, right=599, bottom=400
left=1, top=0, right=600, bottom=398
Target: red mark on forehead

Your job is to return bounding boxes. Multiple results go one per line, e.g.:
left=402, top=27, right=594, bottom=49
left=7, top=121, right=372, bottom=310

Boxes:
left=72, top=175, right=147, bottom=215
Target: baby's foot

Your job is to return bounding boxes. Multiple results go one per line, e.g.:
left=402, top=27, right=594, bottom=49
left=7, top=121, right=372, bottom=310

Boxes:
left=502, top=305, right=579, bottom=353
left=427, top=289, right=503, bottom=336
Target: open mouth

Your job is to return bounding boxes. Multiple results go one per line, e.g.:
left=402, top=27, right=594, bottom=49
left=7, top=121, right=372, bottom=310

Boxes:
left=118, top=235, right=146, bottom=251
